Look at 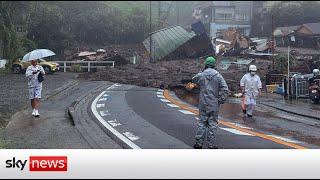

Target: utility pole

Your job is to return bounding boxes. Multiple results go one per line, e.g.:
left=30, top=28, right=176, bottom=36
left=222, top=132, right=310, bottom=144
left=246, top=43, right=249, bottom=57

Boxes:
left=149, top=1, right=153, bottom=63
left=176, top=1, right=179, bottom=25
left=271, top=14, right=275, bottom=69
left=158, top=1, right=161, bottom=28
left=287, top=41, right=290, bottom=98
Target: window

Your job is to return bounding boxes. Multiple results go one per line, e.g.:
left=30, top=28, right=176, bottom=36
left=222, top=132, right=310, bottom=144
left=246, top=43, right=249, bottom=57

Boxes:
left=216, top=13, right=233, bottom=20
left=213, top=2, right=232, bottom=6
left=236, top=13, right=248, bottom=21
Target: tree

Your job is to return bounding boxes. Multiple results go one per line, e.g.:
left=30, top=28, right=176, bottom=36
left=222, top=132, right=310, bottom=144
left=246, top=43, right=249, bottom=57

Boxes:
left=270, top=1, right=320, bottom=27
left=0, top=1, right=35, bottom=62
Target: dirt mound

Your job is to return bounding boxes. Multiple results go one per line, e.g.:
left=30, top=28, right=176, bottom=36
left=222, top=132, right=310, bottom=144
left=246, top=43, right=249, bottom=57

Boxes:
left=79, top=59, right=204, bottom=88
left=79, top=57, right=271, bottom=92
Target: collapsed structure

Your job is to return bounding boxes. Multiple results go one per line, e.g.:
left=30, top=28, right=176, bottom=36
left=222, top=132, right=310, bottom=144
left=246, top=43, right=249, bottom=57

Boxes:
left=142, top=21, right=214, bottom=61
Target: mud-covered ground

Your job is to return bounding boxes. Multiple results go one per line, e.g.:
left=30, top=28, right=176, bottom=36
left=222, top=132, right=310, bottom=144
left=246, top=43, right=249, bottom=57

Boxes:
left=79, top=57, right=272, bottom=93
left=0, top=72, right=77, bottom=127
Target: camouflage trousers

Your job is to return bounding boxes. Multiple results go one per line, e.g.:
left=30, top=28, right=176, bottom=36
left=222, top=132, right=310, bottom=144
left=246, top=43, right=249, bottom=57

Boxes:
left=195, top=110, right=219, bottom=147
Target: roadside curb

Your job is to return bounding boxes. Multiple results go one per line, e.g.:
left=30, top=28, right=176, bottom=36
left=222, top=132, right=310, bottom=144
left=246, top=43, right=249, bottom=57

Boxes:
left=260, top=101, right=320, bottom=121
left=68, top=82, right=115, bottom=149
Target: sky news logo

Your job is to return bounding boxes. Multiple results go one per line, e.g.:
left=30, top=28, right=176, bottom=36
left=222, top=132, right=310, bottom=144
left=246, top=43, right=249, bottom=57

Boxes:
left=5, top=156, right=67, bottom=172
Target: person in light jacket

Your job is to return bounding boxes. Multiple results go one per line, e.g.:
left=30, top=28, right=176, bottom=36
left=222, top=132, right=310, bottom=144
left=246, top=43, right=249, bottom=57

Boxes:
left=26, top=59, right=45, bottom=117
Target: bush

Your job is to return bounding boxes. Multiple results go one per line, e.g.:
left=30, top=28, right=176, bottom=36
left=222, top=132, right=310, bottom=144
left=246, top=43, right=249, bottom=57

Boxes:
left=275, top=54, right=295, bottom=73
left=70, top=64, right=82, bottom=72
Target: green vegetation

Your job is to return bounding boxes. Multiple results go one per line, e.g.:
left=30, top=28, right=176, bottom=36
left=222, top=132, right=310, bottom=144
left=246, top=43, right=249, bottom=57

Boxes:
left=270, top=1, right=320, bottom=27
left=274, top=54, right=295, bottom=73
left=70, top=64, right=82, bottom=72
left=0, top=1, right=157, bottom=61
left=0, top=2, right=36, bottom=63
left=0, top=122, right=7, bottom=148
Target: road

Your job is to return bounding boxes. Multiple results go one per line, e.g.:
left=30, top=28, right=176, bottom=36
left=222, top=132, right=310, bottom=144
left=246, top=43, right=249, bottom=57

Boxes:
left=4, top=80, right=320, bottom=149
left=89, top=83, right=320, bottom=149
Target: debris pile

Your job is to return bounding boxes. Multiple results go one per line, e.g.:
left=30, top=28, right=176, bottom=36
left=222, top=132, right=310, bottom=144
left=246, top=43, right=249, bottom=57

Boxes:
left=213, top=28, right=274, bottom=58
left=79, top=58, right=204, bottom=88
left=64, top=43, right=147, bottom=66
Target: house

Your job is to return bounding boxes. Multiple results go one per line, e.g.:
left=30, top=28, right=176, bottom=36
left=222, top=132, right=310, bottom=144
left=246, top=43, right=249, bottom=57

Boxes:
left=273, top=22, right=320, bottom=49
left=295, top=22, right=320, bottom=49
left=192, top=1, right=253, bottom=38
left=273, top=25, right=300, bottom=46
left=142, top=25, right=213, bottom=61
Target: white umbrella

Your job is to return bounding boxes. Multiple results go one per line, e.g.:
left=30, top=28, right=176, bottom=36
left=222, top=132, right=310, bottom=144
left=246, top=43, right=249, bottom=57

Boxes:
left=22, top=49, right=56, bottom=62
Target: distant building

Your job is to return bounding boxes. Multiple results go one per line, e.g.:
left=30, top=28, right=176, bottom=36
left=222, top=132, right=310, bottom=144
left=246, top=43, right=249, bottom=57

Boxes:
left=251, top=1, right=278, bottom=37
left=193, top=1, right=253, bottom=38
left=273, top=22, right=320, bottom=49
left=12, top=9, right=29, bottom=37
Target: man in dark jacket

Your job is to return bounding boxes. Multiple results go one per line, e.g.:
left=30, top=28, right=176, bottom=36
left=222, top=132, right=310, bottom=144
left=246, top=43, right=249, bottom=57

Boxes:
left=192, top=57, right=229, bottom=149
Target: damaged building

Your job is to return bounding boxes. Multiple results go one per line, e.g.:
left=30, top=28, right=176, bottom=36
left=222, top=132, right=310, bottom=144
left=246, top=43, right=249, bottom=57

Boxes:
left=143, top=23, right=213, bottom=61
left=274, top=22, right=320, bottom=49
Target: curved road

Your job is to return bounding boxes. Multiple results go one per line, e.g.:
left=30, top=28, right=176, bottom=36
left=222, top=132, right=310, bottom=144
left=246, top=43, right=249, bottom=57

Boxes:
left=89, top=83, right=320, bottom=149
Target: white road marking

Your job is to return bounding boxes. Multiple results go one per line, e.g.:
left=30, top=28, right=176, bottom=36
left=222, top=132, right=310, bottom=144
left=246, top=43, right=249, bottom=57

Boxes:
left=98, top=98, right=108, bottom=101
left=167, top=103, right=179, bottom=108
left=108, top=119, right=122, bottom=127
left=228, top=122, right=253, bottom=130
left=157, top=95, right=165, bottom=98
left=123, top=132, right=140, bottom=141
left=158, top=89, right=164, bottom=92
left=220, top=128, right=255, bottom=136
left=96, top=104, right=105, bottom=108
left=195, top=117, right=199, bottom=120
left=100, top=110, right=110, bottom=117
left=160, top=99, right=171, bottom=103
left=91, top=88, right=141, bottom=149
left=178, top=110, right=196, bottom=115
left=156, top=92, right=163, bottom=95
left=103, top=94, right=110, bottom=97
left=267, top=135, right=301, bottom=144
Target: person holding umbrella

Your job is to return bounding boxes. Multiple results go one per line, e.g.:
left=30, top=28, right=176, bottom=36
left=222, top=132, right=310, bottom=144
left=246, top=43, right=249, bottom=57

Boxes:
left=23, top=49, right=56, bottom=117
left=26, top=59, right=45, bottom=117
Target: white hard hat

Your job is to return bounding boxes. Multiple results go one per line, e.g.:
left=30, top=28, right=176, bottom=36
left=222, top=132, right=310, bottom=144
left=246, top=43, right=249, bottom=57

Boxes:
left=249, top=65, right=257, bottom=71
left=313, top=69, right=320, bottom=75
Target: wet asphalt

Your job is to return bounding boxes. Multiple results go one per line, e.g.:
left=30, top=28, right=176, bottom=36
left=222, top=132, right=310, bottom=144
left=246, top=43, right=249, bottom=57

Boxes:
left=3, top=79, right=320, bottom=149
left=3, top=80, right=119, bottom=149
left=92, top=84, right=302, bottom=149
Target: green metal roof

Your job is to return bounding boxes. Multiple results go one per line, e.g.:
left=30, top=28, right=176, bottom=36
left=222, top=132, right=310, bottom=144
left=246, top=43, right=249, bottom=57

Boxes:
left=143, top=26, right=196, bottom=61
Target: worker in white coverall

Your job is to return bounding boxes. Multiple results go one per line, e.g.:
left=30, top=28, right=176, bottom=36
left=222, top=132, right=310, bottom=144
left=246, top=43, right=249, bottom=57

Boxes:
left=240, top=65, right=262, bottom=117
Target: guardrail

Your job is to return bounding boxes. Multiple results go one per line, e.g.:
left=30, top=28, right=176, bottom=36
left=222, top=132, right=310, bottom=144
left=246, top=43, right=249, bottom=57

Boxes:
left=55, top=61, right=115, bottom=72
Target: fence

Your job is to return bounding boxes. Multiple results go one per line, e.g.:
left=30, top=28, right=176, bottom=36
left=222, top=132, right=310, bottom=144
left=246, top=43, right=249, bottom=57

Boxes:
left=291, top=74, right=313, bottom=99
left=267, top=74, right=286, bottom=85
left=267, top=73, right=313, bottom=99
left=55, top=61, right=115, bottom=72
